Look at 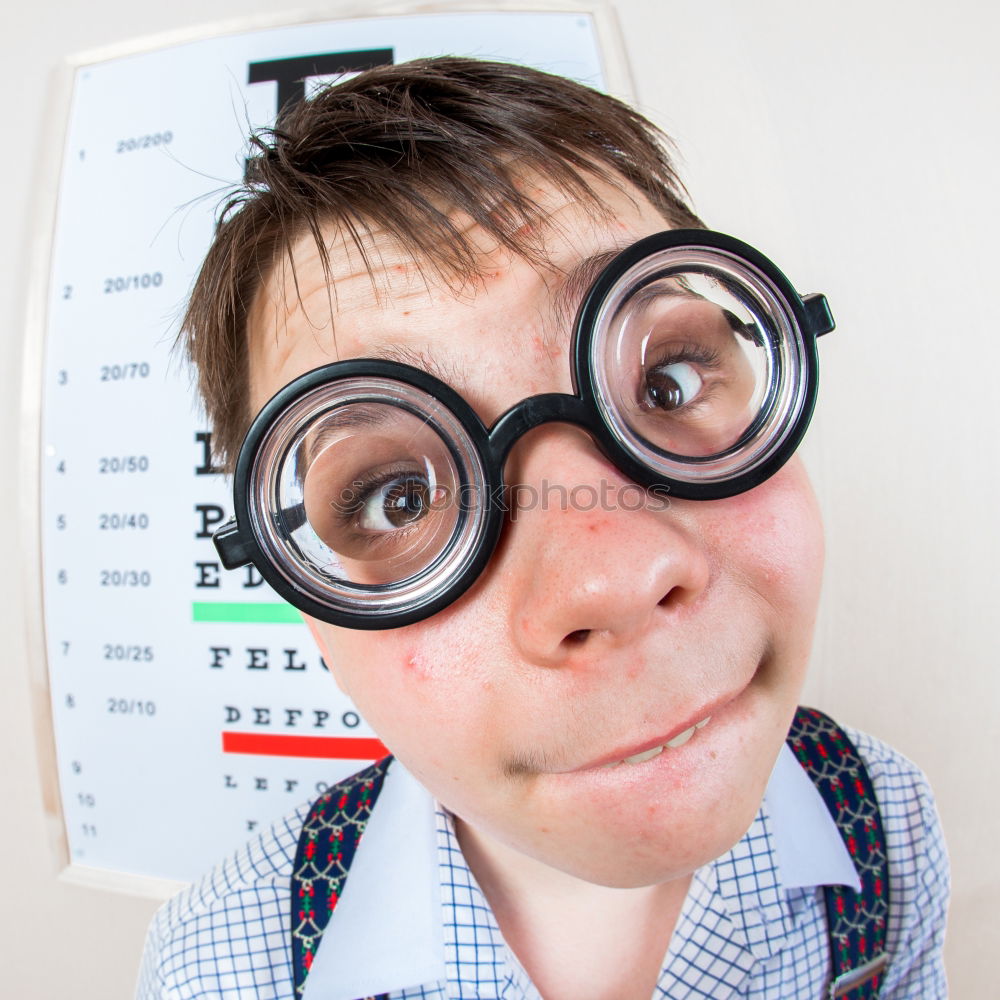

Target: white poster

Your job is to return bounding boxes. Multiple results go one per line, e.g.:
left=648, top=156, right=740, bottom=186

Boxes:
left=38, top=9, right=609, bottom=884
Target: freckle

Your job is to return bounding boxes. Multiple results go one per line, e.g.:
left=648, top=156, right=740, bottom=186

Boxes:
left=402, top=310, right=411, bottom=316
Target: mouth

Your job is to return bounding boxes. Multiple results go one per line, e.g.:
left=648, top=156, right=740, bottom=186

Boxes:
left=599, top=716, right=712, bottom=768
left=560, top=686, right=746, bottom=774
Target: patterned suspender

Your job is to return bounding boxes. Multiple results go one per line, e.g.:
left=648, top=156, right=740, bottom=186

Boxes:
left=290, top=707, right=889, bottom=1000
left=290, top=756, right=393, bottom=1000
left=788, top=707, right=890, bottom=999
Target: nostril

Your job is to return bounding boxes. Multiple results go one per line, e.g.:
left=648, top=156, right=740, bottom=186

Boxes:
left=657, top=587, right=683, bottom=610
left=565, top=629, right=591, bottom=644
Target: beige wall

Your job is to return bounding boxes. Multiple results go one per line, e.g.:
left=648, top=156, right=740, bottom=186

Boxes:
left=2, top=0, right=995, bottom=995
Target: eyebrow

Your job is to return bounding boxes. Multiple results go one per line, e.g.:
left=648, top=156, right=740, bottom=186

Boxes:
left=549, top=244, right=632, bottom=331
left=364, top=343, right=457, bottom=384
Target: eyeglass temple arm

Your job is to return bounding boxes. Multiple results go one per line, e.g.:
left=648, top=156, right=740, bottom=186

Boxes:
left=214, top=518, right=253, bottom=569
left=803, top=293, right=835, bottom=337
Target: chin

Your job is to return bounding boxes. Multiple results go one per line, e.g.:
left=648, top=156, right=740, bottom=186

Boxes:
left=560, top=812, right=761, bottom=890
left=507, top=771, right=768, bottom=891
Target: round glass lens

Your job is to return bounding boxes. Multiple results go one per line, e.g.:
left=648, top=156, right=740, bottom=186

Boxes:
left=248, top=377, right=489, bottom=618
left=591, top=247, right=807, bottom=484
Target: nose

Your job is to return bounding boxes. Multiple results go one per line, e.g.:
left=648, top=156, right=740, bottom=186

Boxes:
left=496, top=424, right=711, bottom=666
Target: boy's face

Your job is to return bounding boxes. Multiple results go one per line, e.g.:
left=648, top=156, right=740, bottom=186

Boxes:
left=247, top=176, right=824, bottom=889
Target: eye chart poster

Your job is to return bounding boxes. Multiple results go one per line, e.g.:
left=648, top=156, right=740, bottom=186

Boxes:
left=36, top=7, right=614, bottom=886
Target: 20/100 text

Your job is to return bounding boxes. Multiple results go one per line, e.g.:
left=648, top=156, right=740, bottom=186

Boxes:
left=104, top=273, right=163, bottom=294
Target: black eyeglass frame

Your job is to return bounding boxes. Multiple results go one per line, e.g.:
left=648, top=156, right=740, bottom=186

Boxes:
left=214, top=229, right=835, bottom=629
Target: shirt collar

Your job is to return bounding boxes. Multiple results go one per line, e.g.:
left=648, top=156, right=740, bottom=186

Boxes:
left=766, top=742, right=861, bottom=892
left=302, top=761, right=447, bottom=1000
left=302, top=744, right=860, bottom=1000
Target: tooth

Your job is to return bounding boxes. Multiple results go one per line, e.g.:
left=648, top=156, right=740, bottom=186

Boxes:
left=622, top=745, right=664, bottom=765
left=665, top=725, right=696, bottom=748
left=599, top=717, right=712, bottom=768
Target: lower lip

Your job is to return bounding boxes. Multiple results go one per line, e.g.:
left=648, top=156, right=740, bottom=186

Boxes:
left=547, top=685, right=751, bottom=792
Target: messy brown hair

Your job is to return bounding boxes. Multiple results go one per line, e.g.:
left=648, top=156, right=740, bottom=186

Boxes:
left=183, top=56, right=703, bottom=471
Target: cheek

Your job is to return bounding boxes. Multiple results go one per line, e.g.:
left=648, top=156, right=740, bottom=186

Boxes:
left=314, top=622, right=503, bottom=770
left=705, top=460, right=825, bottom=618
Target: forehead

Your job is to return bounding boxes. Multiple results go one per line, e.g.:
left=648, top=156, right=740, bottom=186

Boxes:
left=246, top=176, right=673, bottom=417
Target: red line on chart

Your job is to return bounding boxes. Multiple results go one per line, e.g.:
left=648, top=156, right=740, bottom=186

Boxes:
left=221, top=732, right=389, bottom=759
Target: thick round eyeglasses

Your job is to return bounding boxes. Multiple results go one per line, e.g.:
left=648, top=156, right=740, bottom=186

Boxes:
left=214, top=230, right=835, bottom=629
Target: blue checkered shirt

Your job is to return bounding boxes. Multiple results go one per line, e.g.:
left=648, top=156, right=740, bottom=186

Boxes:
left=136, top=726, right=948, bottom=999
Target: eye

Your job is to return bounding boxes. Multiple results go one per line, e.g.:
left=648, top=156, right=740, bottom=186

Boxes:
left=642, top=361, right=704, bottom=412
left=357, top=474, right=433, bottom=532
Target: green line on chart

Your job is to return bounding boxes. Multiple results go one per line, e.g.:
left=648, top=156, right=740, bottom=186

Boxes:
left=192, top=602, right=300, bottom=624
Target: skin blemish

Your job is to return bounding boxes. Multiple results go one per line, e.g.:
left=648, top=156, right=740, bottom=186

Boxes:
left=402, top=649, right=432, bottom=681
